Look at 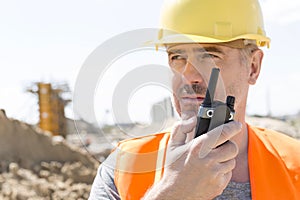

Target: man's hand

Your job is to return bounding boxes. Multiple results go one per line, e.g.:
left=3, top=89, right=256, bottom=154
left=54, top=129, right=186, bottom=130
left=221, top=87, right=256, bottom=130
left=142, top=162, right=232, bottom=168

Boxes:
left=143, top=117, right=241, bottom=200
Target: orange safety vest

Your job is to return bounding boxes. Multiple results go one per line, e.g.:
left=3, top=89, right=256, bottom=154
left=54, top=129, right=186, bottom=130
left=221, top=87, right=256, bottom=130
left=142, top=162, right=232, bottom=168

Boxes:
left=114, top=124, right=300, bottom=200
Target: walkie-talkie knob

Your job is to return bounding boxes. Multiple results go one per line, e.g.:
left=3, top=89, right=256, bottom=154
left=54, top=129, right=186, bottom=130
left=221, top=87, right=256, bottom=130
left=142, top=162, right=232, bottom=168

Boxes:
left=226, top=96, right=235, bottom=111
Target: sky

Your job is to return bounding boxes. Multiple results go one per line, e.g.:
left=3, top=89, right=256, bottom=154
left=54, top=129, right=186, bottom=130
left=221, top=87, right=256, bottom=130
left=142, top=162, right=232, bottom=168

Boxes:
left=0, top=0, right=300, bottom=125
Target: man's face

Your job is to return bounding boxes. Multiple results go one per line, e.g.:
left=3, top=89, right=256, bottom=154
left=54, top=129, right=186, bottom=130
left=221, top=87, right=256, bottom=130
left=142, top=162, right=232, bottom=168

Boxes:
left=167, top=43, right=253, bottom=119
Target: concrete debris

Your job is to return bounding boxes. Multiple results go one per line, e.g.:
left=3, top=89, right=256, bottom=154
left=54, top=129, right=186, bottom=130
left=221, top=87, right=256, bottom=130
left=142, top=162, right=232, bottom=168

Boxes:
left=0, top=162, right=92, bottom=200
left=0, top=109, right=99, bottom=199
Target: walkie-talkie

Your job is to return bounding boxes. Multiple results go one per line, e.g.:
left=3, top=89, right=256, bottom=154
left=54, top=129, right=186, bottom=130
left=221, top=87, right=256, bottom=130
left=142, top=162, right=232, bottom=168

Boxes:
left=194, top=68, right=235, bottom=138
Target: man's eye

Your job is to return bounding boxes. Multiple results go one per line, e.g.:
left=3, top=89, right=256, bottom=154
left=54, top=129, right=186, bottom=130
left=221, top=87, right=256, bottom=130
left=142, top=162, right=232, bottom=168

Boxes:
left=170, top=55, right=185, bottom=60
left=169, top=54, right=187, bottom=72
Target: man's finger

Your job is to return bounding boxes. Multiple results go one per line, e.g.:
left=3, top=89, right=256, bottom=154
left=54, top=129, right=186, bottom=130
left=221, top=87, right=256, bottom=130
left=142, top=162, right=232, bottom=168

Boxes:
left=198, top=121, right=242, bottom=158
left=170, top=116, right=197, bottom=147
left=211, top=121, right=242, bottom=148
left=210, top=140, right=239, bottom=162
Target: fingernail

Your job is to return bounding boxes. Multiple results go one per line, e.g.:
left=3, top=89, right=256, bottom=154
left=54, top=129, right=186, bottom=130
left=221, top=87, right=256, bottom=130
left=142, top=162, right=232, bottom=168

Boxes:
left=227, top=121, right=242, bottom=132
left=235, top=121, right=242, bottom=129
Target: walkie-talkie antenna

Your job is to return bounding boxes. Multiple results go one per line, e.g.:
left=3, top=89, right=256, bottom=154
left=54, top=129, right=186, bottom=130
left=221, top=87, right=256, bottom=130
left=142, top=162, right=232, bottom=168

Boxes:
left=202, top=68, right=219, bottom=106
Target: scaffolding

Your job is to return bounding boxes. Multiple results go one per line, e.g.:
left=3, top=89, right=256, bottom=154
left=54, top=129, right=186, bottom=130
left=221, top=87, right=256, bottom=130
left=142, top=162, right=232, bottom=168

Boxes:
left=28, top=82, right=70, bottom=137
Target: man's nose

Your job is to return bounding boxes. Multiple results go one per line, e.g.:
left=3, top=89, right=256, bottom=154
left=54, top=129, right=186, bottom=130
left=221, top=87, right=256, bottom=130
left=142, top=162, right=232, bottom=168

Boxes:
left=181, top=61, right=206, bottom=84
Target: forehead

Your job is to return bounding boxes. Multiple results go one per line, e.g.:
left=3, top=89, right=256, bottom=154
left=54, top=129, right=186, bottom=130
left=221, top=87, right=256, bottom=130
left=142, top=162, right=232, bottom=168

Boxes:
left=166, top=43, right=232, bottom=54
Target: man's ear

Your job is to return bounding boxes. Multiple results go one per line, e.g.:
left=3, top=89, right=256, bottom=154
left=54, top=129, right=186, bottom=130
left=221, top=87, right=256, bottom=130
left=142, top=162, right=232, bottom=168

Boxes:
left=248, top=49, right=264, bottom=85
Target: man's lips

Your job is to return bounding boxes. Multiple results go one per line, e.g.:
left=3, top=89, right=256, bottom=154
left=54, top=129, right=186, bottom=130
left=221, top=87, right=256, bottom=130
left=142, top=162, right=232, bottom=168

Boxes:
left=180, top=96, right=205, bottom=105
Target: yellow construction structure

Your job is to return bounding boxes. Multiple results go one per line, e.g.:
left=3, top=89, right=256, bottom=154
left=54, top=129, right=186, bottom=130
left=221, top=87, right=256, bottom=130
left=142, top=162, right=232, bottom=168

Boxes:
left=29, top=82, right=70, bottom=137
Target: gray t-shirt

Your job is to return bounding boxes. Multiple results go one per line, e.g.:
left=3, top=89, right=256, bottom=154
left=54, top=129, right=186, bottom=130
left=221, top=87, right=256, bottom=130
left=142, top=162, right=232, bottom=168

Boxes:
left=89, top=153, right=251, bottom=200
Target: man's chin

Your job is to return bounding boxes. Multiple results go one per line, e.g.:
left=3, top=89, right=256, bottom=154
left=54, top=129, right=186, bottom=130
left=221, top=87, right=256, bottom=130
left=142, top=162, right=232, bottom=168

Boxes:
left=180, top=110, right=198, bottom=120
left=179, top=101, right=200, bottom=119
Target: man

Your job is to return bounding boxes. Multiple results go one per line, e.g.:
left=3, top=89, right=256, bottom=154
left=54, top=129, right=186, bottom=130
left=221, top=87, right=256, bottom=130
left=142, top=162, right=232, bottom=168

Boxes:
left=89, top=0, right=300, bottom=199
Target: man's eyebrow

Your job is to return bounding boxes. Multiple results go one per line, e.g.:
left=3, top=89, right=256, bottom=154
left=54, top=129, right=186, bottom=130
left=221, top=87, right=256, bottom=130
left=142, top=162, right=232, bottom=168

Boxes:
left=193, top=46, right=225, bottom=54
left=167, top=49, right=185, bottom=55
left=167, top=46, right=225, bottom=55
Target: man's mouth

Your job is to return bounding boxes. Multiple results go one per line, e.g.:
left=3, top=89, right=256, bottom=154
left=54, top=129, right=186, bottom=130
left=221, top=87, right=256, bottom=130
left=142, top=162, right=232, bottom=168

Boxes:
left=180, top=96, right=205, bottom=105
left=176, top=83, right=207, bottom=107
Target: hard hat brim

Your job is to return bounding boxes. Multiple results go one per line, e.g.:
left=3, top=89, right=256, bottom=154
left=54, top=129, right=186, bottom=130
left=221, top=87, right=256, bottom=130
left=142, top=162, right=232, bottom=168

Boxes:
left=152, top=33, right=270, bottom=48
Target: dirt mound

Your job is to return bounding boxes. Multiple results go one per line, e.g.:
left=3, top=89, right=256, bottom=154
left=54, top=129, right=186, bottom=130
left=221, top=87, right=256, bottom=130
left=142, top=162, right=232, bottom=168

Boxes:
left=0, top=110, right=100, bottom=199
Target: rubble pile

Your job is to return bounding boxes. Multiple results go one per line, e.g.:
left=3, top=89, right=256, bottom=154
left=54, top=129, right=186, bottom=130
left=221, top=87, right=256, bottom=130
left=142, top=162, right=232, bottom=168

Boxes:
left=0, top=161, right=94, bottom=200
left=0, top=110, right=99, bottom=199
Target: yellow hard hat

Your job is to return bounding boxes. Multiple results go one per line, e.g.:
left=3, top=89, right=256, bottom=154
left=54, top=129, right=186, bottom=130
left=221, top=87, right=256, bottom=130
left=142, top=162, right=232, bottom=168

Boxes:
left=157, top=0, right=270, bottom=48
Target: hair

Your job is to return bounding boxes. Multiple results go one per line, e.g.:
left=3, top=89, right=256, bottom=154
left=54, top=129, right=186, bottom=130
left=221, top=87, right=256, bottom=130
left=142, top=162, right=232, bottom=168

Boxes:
left=239, top=40, right=259, bottom=64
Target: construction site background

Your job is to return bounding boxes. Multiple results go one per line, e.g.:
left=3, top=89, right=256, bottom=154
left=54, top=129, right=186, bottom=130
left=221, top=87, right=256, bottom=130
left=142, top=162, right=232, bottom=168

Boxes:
left=1, top=83, right=300, bottom=199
